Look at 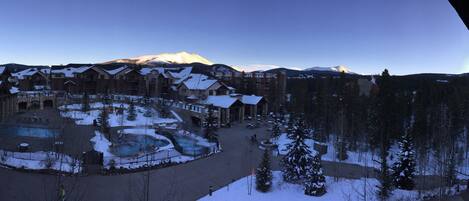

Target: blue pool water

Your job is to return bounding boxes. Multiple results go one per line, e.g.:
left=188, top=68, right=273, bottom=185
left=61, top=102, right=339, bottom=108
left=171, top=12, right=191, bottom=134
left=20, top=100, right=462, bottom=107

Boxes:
left=173, top=135, right=209, bottom=156
left=111, top=135, right=170, bottom=157
left=0, top=126, right=59, bottom=138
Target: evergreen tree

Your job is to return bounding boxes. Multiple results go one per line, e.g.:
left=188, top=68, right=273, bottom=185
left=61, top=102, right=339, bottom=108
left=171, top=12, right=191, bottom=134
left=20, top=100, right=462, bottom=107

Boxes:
left=271, top=119, right=281, bottom=140
left=392, top=132, right=416, bottom=190
left=376, top=149, right=392, bottom=200
left=143, top=101, right=153, bottom=118
left=82, top=92, right=90, bottom=112
left=256, top=149, right=273, bottom=192
left=127, top=101, right=137, bottom=121
left=304, top=154, right=326, bottom=196
left=98, top=106, right=110, bottom=138
left=282, top=118, right=313, bottom=182
left=204, top=104, right=218, bottom=141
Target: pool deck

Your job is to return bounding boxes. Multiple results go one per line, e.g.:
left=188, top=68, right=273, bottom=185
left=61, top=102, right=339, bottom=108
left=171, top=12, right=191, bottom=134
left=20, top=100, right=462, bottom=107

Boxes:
left=0, top=109, right=94, bottom=157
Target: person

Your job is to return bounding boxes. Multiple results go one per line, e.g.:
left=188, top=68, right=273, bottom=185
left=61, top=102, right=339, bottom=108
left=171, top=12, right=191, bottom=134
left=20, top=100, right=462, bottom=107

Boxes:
left=59, top=184, right=66, bottom=201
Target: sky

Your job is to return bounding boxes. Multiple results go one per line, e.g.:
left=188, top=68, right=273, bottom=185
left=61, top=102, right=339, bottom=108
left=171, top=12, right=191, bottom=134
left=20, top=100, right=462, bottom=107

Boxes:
left=0, top=0, right=468, bottom=75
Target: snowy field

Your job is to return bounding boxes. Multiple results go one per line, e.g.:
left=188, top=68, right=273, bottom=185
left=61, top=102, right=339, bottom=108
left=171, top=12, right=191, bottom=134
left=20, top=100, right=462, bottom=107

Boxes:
left=0, top=150, right=80, bottom=173
left=59, top=102, right=178, bottom=127
left=199, top=171, right=454, bottom=201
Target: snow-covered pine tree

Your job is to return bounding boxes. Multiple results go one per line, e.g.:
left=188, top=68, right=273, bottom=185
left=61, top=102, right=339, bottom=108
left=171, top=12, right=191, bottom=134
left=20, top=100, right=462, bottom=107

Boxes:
left=376, top=148, right=392, bottom=200
left=271, top=119, right=281, bottom=140
left=282, top=117, right=313, bottom=182
left=256, top=149, right=273, bottom=192
left=392, top=132, right=416, bottom=190
left=127, top=101, right=137, bottom=121
left=98, top=106, right=110, bottom=138
left=204, top=104, right=218, bottom=142
left=143, top=102, right=153, bottom=118
left=304, top=154, right=326, bottom=196
left=82, top=92, right=90, bottom=112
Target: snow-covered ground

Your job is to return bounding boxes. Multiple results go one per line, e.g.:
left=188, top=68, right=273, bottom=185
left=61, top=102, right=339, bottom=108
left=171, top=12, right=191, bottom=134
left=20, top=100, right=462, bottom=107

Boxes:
left=90, top=127, right=217, bottom=169
left=0, top=150, right=81, bottom=173
left=59, top=102, right=178, bottom=127
left=276, top=133, right=382, bottom=168
left=199, top=171, right=455, bottom=201
left=275, top=133, right=469, bottom=178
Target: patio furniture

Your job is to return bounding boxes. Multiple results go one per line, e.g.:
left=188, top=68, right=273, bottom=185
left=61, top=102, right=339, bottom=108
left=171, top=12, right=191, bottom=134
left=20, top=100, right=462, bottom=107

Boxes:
left=18, top=143, right=29, bottom=152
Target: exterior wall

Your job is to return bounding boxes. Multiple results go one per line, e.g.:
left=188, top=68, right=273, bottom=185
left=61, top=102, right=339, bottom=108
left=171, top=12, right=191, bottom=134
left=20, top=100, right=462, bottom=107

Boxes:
left=0, top=94, right=17, bottom=122
left=77, top=68, right=111, bottom=94
left=178, top=82, right=223, bottom=100
left=213, top=71, right=286, bottom=112
left=17, top=73, right=49, bottom=91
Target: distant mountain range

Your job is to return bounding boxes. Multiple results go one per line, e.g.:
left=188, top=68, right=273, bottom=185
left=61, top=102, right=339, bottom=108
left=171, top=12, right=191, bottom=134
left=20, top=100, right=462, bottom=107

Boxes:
left=105, top=51, right=214, bottom=66
left=1, top=52, right=467, bottom=78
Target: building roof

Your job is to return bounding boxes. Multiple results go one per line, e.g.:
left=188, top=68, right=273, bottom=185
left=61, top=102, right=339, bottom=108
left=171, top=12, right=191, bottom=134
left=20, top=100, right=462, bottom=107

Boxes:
left=182, top=74, right=218, bottom=90
left=170, top=67, right=192, bottom=84
left=241, top=95, right=263, bottom=105
left=104, top=65, right=128, bottom=75
left=51, top=66, right=92, bottom=77
left=204, top=95, right=240, bottom=108
left=12, top=68, right=50, bottom=80
left=9, top=87, right=19, bottom=94
left=139, top=67, right=165, bottom=76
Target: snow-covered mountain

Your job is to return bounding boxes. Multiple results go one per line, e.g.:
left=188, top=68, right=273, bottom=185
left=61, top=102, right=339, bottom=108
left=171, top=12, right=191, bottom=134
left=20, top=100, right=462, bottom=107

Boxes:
left=303, top=65, right=353, bottom=74
left=107, top=51, right=214, bottom=65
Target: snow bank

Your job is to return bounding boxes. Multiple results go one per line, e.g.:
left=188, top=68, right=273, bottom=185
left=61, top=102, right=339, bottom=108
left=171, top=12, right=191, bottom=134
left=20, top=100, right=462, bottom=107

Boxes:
left=199, top=171, right=439, bottom=201
left=0, top=150, right=81, bottom=173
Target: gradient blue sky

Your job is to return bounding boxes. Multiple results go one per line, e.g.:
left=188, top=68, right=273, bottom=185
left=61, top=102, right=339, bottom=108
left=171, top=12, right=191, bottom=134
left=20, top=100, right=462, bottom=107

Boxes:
left=0, top=0, right=468, bottom=75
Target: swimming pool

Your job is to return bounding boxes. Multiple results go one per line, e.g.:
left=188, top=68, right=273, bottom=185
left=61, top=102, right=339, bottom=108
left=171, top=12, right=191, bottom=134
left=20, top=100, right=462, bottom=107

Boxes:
left=111, top=135, right=170, bottom=157
left=0, top=125, right=60, bottom=138
left=173, top=135, right=209, bottom=156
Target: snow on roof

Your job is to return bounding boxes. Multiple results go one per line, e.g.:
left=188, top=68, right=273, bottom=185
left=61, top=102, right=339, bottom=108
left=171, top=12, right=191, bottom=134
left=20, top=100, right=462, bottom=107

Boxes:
left=169, top=67, right=192, bottom=84
left=12, top=68, right=50, bottom=80
left=182, top=74, right=218, bottom=90
left=204, top=95, right=239, bottom=108
left=9, top=87, right=19, bottom=94
left=0, top=67, right=5, bottom=75
left=105, top=66, right=128, bottom=75
left=51, top=66, right=92, bottom=77
left=241, top=95, right=263, bottom=105
left=139, top=67, right=165, bottom=76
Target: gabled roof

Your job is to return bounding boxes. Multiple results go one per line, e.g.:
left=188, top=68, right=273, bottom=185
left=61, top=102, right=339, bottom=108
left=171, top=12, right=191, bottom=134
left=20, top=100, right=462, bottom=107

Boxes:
left=104, top=65, right=128, bottom=75
left=139, top=67, right=165, bottom=76
left=204, top=95, right=241, bottom=109
left=12, top=68, right=50, bottom=80
left=241, top=95, right=264, bottom=105
left=181, top=74, right=218, bottom=90
left=51, top=66, right=92, bottom=77
left=169, top=67, right=192, bottom=84
left=9, top=87, right=19, bottom=94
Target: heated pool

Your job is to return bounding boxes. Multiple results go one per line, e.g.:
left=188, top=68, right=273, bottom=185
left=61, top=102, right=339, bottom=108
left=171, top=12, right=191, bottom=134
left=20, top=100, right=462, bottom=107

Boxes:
left=173, top=135, right=209, bottom=156
left=0, top=125, right=60, bottom=138
left=111, top=135, right=170, bottom=157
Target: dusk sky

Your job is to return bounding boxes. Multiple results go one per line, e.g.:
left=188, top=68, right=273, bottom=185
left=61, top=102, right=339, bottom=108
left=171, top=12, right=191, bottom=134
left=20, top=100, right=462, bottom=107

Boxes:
left=0, top=0, right=468, bottom=75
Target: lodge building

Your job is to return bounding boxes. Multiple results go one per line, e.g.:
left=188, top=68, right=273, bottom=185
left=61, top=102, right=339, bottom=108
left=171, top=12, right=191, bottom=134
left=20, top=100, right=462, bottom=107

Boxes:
left=1, top=65, right=285, bottom=125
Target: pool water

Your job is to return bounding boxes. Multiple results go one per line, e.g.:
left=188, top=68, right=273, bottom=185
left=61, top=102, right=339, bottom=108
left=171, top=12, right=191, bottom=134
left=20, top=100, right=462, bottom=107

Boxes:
left=0, top=126, right=60, bottom=138
left=173, top=135, right=209, bottom=156
left=111, top=135, right=170, bottom=157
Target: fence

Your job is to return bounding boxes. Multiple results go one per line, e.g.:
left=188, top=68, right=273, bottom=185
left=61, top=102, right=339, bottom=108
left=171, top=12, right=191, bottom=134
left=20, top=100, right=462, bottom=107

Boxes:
left=104, top=148, right=183, bottom=169
left=0, top=149, right=82, bottom=173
